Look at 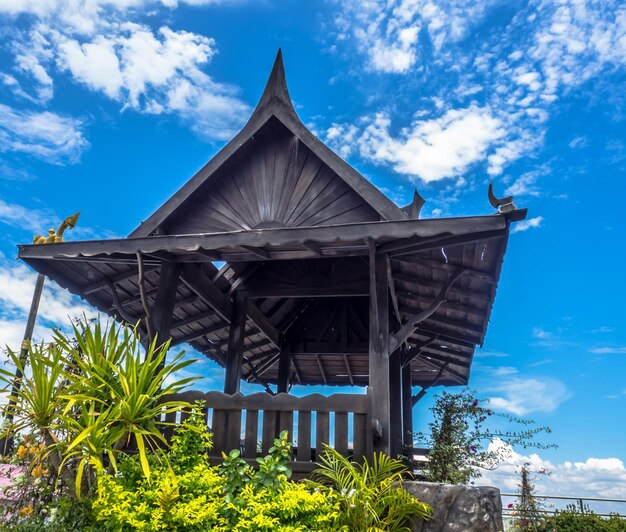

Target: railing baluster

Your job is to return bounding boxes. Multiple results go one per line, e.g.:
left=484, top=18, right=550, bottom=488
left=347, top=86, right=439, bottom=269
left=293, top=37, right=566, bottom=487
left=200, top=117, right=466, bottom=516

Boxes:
left=316, top=412, right=330, bottom=461
left=244, top=410, right=259, bottom=459
left=335, top=412, right=348, bottom=456
left=297, top=411, right=312, bottom=462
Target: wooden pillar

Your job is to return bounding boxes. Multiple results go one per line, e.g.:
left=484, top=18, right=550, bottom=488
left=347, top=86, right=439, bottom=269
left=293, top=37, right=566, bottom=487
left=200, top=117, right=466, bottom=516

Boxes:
left=369, top=244, right=391, bottom=455
left=389, top=348, right=402, bottom=457
left=402, top=363, right=414, bottom=449
left=152, top=262, right=180, bottom=347
left=224, top=294, right=247, bottom=394
left=276, top=347, right=291, bottom=394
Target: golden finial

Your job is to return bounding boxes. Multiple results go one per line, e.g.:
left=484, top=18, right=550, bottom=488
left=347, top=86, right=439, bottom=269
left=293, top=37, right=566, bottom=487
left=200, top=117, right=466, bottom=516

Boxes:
left=33, top=211, right=81, bottom=245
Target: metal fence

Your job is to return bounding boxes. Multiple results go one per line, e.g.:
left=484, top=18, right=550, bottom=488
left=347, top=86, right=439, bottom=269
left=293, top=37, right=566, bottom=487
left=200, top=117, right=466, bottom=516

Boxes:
left=501, top=492, right=626, bottom=519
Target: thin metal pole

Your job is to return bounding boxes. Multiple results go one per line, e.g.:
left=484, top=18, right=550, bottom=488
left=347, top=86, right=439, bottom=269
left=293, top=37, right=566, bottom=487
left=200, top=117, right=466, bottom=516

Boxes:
left=1, top=273, right=45, bottom=454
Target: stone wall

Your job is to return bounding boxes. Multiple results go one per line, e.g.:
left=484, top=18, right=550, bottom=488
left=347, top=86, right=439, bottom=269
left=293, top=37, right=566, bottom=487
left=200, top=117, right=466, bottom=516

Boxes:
left=404, top=481, right=504, bottom=532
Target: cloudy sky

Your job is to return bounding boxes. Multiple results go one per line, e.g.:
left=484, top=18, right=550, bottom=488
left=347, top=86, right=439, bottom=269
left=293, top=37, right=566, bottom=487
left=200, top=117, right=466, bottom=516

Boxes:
left=0, top=0, right=625, bottom=505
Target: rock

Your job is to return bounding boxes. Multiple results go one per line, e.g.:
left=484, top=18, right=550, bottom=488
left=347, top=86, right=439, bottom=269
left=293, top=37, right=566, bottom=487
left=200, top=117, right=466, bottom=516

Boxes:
left=404, top=481, right=504, bottom=532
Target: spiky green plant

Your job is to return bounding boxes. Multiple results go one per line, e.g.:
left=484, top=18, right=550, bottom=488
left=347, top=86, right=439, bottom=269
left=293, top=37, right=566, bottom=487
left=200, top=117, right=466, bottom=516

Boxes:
left=1, top=318, right=199, bottom=498
left=308, top=447, right=432, bottom=531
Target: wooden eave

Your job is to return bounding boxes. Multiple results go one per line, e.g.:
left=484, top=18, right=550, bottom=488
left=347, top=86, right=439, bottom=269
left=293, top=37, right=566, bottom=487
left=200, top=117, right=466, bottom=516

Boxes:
left=129, top=50, right=407, bottom=238
left=18, top=210, right=524, bottom=388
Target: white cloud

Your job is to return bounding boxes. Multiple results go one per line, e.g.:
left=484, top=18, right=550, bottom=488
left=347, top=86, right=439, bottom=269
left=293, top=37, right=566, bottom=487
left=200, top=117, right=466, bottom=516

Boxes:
left=475, top=350, right=511, bottom=358
left=0, top=104, right=89, bottom=164
left=334, top=0, right=499, bottom=73
left=0, top=1, right=250, bottom=141
left=53, top=24, right=250, bottom=139
left=487, top=377, right=570, bottom=416
left=511, top=216, right=544, bottom=234
left=0, top=197, right=52, bottom=234
left=0, top=261, right=96, bottom=327
left=589, top=346, right=626, bottom=355
left=332, top=106, right=504, bottom=182
left=330, top=1, right=626, bottom=186
left=480, top=440, right=626, bottom=502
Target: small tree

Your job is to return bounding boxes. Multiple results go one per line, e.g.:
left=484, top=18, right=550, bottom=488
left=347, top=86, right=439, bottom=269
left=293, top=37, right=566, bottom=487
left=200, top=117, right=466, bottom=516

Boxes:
left=416, top=389, right=555, bottom=484
left=510, top=464, right=548, bottom=531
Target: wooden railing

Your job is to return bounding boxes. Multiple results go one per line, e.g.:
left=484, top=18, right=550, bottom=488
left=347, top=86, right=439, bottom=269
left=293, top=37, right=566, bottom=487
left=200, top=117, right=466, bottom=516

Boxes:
left=162, top=391, right=371, bottom=473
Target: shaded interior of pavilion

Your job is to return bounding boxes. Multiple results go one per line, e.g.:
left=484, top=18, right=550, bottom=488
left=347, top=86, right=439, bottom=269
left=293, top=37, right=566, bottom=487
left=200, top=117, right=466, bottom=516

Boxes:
left=17, top=51, right=526, bottom=469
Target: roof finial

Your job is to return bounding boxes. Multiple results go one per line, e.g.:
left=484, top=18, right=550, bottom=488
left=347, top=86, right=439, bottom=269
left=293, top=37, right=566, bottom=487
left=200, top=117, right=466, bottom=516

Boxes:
left=253, top=48, right=296, bottom=114
left=488, top=182, right=516, bottom=213
left=402, top=190, right=426, bottom=219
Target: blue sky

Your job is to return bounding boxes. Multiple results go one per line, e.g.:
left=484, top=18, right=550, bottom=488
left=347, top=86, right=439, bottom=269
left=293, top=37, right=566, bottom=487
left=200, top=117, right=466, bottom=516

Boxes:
left=0, top=0, right=625, bottom=500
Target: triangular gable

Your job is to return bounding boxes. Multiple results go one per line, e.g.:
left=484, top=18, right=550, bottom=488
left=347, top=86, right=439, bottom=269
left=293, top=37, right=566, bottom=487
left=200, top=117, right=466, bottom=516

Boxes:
left=130, top=50, right=407, bottom=237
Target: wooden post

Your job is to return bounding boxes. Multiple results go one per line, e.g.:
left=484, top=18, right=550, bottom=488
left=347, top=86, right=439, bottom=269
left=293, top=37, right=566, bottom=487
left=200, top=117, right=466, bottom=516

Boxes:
left=224, top=294, right=247, bottom=394
left=152, top=262, right=180, bottom=347
left=389, top=348, right=402, bottom=457
left=276, top=347, right=291, bottom=394
left=1, top=273, right=45, bottom=455
left=402, top=363, right=414, bottom=450
left=369, top=242, right=391, bottom=455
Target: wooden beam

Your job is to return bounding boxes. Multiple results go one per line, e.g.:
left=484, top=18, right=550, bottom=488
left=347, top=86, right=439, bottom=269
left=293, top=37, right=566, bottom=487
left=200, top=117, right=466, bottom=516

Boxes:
left=239, top=282, right=369, bottom=298
left=302, top=240, right=322, bottom=256
left=389, top=349, right=402, bottom=457
left=224, top=294, right=247, bottom=394
left=196, top=248, right=222, bottom=261
left=170, top=310, right=216, bottom=331
left=315, top=354, right=328, bottom=384
left=398, top=294, right=485, bottom=319
left=180, top=264, right=232, bottom=322
left=171, top=322, right=229, bottom=346
left=151, top=261, right=181, bottom=347
left=402, top=336, right=439, bottom=368
left=240, top=245, right=271, bottom=260
left=393, top=255, right=495, bottom=284
left=289, top=341, right=369, bottom=354
left=342, top=353, right=354, bottom=386
left=180, top=263, right=280, bottom=350
left=386, top=229, right=505, bottom=258
left=277, top=348, right=291, bottom=394
left=369, top=243, right=391, bottom=454
left=393, top=271, right=489, bottom=303
left=401, top=362, right=413, bottom=448
left=84, top=265, right=158, bottom=295
left=389, top=270, right=465, bottom=353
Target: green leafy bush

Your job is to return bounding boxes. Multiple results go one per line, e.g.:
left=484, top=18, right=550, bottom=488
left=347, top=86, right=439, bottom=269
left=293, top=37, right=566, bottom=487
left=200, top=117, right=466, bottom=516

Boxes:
left=92, top=420, right=342, bottom=531
left=539, top=505, right=626, bottom=532
left=308, top=446, right=432, bottom=531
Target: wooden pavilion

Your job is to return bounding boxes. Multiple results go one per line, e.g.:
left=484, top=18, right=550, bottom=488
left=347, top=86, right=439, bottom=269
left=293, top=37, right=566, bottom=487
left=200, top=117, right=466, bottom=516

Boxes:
left=18, top=51, right=526, bottom=472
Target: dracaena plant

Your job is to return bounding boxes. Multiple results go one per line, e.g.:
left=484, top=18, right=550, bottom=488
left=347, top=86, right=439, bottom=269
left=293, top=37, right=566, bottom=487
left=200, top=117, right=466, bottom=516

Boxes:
left=1, top=318, right=199, bottom=498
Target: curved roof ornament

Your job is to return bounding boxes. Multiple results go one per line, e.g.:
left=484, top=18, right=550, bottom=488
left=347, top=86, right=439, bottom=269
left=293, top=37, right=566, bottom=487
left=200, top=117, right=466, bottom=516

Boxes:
left=488, top=182, right=516, bottom=213
left=402, top=190, right=426, bottom=219
left=251, top=48, right=296, bottom=116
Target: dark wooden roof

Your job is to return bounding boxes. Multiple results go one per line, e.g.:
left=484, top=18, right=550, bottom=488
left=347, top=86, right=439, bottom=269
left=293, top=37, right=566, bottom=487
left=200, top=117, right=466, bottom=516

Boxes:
left=130, top=50, right=406, bottom=238
left=17, top=51, right=528, bottom=389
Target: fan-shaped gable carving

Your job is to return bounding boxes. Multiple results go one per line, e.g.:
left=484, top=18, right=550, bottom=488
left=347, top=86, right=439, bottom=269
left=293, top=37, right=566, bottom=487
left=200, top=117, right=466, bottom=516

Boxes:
left=163, top=121, right=380, bottom=234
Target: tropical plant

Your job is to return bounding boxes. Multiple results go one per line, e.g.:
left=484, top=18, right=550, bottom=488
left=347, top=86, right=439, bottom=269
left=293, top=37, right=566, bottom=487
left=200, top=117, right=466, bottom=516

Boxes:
left=0, top=318, right=198, bottom=501
left=308, top=447, right=432, bottom=531
left=416, top=388, right=555, bottom=484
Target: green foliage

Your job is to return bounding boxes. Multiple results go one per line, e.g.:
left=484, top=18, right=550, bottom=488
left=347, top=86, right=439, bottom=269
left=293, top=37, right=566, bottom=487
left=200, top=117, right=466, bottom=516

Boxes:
left=308, top=446, right=432, bottom=531
left=540, top=505, right=626, bottom=532
left=92, top=428, right=341, bottom=531
left=417, top=388, right=555, bottom=484
left=169, top=401, right=213, bottom=472
left=54, top=318, right=198, bottom=487
left=0, top=317, right=197, bottom=524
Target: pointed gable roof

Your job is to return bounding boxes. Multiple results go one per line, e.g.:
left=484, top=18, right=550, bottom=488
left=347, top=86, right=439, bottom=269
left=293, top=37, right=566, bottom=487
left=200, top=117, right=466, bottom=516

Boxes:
left=130, top=50, right=407, bottom=238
